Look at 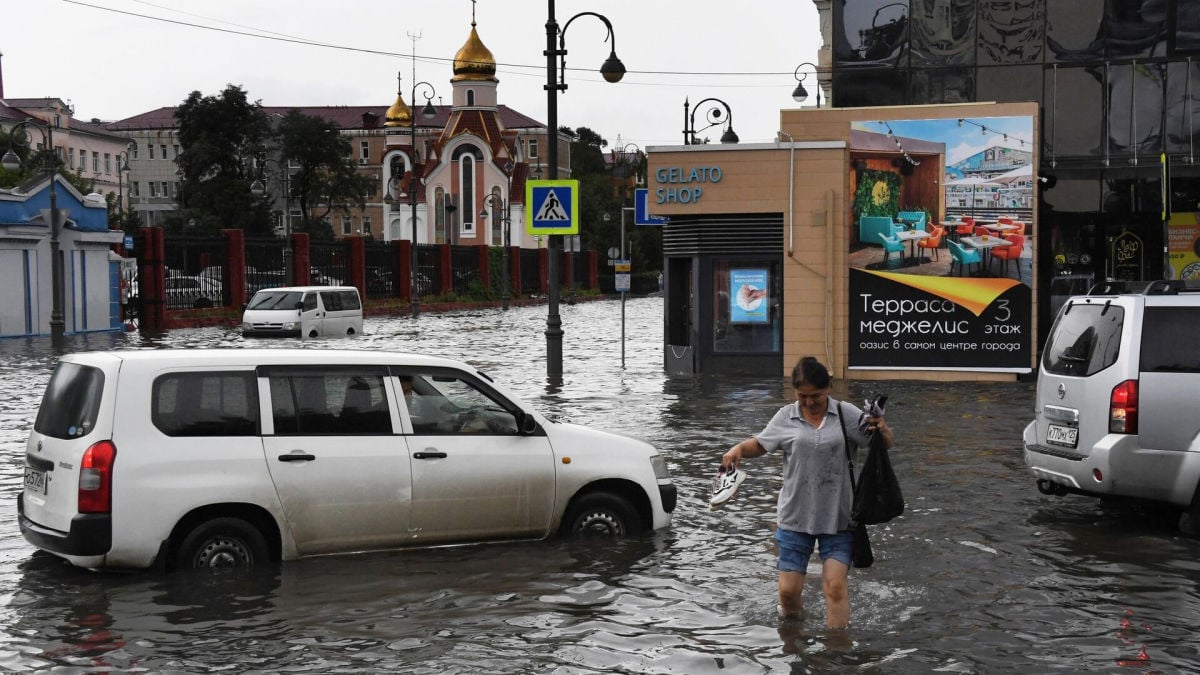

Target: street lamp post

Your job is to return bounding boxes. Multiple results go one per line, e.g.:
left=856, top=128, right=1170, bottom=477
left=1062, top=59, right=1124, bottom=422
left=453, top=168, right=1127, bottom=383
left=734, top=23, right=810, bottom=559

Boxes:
left=3, top=119, right=65, bottom=343
left=406, top=77, right=437, bottom=319
left=481, top=160, right=514, bottom=310
left=116, top=143, right=133, bottom=227
left=683, top=97, right=739, bottom=145
left=545, top=0, right=626, bottom=380
left=792, top=62, right=822, bottom=107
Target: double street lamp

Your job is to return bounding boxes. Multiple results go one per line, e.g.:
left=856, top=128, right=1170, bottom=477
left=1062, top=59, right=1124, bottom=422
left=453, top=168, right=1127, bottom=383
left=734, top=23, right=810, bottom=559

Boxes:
left=683, top=97, right=739, bottom=145
left=116, top=142, right=134, bottom=226
left=3, top=119, right=65, bottom=343
left=384, top=73, right=437, bottom=319
left=544, top=0, right=626, bottom=380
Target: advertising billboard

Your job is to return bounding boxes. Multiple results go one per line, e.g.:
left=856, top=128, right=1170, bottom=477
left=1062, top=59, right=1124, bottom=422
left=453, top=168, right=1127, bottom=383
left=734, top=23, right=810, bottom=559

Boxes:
left=847, top=115, right=1035, bottom=372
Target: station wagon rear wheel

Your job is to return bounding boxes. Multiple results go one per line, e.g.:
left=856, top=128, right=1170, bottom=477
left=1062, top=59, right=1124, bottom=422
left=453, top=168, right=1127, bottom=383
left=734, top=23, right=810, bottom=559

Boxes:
left=176, top=517, right=269, bottom=570
left=562, top=492, right=641, bottom=539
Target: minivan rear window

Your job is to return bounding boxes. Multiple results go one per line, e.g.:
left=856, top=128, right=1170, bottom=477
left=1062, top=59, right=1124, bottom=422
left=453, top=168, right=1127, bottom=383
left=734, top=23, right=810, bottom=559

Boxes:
left=1042, top=302, right=1125, bottom=376
left=1140, top=307, right=1200, bottom=373
left=34, top=362, right=105, bottom=439
left=152, top=372, right=259, bottom=436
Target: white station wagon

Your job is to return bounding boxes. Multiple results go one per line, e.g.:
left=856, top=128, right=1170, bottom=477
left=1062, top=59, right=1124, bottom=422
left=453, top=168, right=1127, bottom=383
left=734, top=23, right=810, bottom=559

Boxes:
left=20, top=349, right=676, bottom=571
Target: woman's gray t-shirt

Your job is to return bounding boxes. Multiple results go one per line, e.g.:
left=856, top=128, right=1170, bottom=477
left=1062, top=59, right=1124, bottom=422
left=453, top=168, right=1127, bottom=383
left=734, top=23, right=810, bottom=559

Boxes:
left=755, top=398, right=871, bottom=535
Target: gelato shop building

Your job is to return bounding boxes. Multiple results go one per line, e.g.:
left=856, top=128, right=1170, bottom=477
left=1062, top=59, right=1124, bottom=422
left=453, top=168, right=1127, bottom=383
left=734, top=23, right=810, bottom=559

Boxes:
left=648, top=101, right=1040, bottom=381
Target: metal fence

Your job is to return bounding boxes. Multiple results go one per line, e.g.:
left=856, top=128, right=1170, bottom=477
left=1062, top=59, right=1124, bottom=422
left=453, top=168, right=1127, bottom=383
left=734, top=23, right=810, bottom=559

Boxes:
left=310, top=240, right=349, bottom=287
left=415, top=244, right=440, bottom=297
left=161, top=236, right=227, bottom=309
left=364, top=241, right=394, bottom=299
left=450, top=245, right=480, bottom=295
left=520, top=249, right=542, bottom=296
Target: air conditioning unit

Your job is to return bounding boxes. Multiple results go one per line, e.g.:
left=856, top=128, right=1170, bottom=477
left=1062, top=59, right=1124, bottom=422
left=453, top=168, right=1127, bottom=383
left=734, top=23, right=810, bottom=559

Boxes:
left=359, top=158, right=369, bottom=165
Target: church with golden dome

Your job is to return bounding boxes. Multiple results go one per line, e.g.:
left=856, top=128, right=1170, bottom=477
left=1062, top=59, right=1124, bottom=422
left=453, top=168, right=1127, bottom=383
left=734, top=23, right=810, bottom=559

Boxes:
left=373, top=11, right=556, bottom=248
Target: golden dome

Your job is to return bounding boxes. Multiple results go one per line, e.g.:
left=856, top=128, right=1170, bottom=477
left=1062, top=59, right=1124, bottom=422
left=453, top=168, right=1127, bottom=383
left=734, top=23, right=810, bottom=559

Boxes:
left=385, top=92, right=411, bottom=127
left=452, top=24, right=497, bottom=82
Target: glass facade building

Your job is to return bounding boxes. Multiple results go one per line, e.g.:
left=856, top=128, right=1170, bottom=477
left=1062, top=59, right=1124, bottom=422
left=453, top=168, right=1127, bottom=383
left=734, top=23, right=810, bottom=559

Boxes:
left=831, top=0, right=1200, bottom=342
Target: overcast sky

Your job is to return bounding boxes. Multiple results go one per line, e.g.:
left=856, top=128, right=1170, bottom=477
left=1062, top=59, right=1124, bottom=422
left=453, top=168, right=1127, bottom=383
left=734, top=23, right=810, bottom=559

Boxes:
left=3, top=0, right=822, bottom=150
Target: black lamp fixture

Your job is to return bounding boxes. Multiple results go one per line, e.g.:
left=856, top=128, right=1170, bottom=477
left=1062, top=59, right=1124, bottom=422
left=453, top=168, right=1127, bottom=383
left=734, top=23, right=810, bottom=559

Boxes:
left=792, top=62, right=822, bottom=107
left=393, top=70, right=438, bottom=319
left=683, top=97, right=739, bottom=145
left=3, top=119, right=65, bottom=343
left=544, top=0, right=626, bottom=381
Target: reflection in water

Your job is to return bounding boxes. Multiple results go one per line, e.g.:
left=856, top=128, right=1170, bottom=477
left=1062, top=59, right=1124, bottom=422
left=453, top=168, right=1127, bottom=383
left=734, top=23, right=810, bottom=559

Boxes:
left=1, top=298, right=1200, bottom=671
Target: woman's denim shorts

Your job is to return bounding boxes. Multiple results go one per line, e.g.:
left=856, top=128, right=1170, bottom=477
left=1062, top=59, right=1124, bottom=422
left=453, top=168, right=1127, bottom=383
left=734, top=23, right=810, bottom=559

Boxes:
left=775, top=528, right=854, bottom=571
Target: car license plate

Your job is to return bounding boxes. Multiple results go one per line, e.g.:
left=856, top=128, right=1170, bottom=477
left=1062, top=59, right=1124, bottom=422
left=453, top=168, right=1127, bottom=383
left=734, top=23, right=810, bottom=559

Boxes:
left=24, top=467, right=47, bottom=495
left=1046, top=424, right=1078, bottom=448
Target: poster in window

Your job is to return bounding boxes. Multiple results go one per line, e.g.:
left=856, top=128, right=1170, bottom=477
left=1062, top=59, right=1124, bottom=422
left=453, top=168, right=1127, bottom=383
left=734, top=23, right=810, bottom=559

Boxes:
left=730, top=269, right=769, bottom=324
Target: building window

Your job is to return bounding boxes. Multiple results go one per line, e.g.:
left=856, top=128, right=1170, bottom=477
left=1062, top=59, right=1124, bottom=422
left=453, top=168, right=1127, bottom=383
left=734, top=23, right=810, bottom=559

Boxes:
left=528, top=139, right=539, bottom=159
left=174, top=145, right=180, bottom=158
left=93, top=154, right=99, bottom=172
left=148, top=144, right=155, bottom=160
left=160, top=144, right=167, bottom=159
left=467, top=89, right=475, bottom=106
left=131, top=143, right=139, bottom=160
left=69, top=148, right=76, bottom=169
left=130, top=182, right=139, bottom=197
left=362, top=216, right=372, bottom=237
left=460, top=155, right=475, bottom=234
left=360, top=141, right=369, bottom=162
left=150, top=182, right=160, bottom=198
left=173, top=181, right=180, bottom=197
left=161, top=181, right=171, bottom=198
left=104, top=153, right=112, bottom=174
left=435, top=187, right=447, bottom=244
left=342, top=216, right=352, bottom=235
left=79, top=150, right=88, bottom=172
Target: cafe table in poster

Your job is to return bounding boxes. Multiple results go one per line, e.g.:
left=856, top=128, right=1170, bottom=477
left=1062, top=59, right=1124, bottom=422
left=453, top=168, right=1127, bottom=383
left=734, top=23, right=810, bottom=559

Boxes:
left=848, top=269, right=1032, bottom=372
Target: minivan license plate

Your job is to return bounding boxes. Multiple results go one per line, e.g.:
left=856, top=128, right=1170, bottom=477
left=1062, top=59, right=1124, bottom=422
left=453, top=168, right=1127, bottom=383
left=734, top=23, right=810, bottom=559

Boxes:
left=24, top=467, right=47, bottom=495
left=1046, top=424, right=1078, bottom=448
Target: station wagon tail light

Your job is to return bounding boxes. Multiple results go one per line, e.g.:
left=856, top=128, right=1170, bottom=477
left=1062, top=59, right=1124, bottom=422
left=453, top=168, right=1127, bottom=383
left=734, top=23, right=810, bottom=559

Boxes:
left=78, top=441, right=117, bottom=513
left=1109, top=380, right=1138, bottom=434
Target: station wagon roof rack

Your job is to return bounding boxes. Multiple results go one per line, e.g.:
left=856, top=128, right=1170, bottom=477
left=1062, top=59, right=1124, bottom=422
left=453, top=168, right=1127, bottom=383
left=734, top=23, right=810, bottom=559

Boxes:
left=1088, top=280, right=1200, bottom=296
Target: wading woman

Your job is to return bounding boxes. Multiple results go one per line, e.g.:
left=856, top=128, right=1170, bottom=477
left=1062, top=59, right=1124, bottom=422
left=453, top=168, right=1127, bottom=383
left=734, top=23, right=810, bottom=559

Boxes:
left=721, top=357, right=894, bottom=629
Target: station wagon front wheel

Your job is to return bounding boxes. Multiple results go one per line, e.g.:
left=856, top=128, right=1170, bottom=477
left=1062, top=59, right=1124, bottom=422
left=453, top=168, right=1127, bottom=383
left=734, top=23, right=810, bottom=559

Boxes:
left=562, top=492, right=641, bottom=539
left=175, top=517, right=269, bottom=570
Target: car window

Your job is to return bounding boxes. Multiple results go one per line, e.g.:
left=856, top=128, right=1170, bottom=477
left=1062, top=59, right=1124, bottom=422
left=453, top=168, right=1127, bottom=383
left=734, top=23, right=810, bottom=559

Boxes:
left=320, top=291, right=343, bottom=312
left=302, top=293, right=318, bottom=312
left=400, top=372, right=519, bottom=435
left=1042, top=303, right=1124, bottom=376
left=34, top=362, right=105, bottom=440
left=339, top=290, right=361, bottom=310
left=248, top=291, right=302, bottom=310
left=1140, top=307, right=1200, bottom=373
left=152, top=372, right=259, bottom=437
left=269, top=370, right=391, bottom=435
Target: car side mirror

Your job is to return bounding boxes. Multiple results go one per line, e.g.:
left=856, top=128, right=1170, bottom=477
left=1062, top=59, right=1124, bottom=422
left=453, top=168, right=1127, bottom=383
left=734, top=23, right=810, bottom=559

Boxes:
left=518, top=412, right=539, bottom=435
left=295, top=301, right=304, bottom=310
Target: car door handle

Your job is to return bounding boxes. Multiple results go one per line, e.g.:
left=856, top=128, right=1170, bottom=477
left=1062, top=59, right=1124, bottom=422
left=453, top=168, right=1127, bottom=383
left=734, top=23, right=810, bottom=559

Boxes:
left=278, top=453, right=316, bottom=462
left=413, top=451, right=447, bottom=459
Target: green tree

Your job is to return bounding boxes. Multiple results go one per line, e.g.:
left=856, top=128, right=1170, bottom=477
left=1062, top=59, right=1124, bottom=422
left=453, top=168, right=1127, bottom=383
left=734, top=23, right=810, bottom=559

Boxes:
left=276, top=109, right=375, bottom=237
left=174, top=84, right=273, bottom=236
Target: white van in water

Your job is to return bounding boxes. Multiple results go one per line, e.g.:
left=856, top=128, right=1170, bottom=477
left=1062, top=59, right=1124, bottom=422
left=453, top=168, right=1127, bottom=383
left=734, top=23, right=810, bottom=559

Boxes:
left=18, top=349, right=677, bottom=571
left=242, top=286, right=363, bottom=338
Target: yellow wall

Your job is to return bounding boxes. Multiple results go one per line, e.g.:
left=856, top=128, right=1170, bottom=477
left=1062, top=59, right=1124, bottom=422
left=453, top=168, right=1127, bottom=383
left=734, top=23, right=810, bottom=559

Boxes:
left=649, top=101, right=1040, bottom=382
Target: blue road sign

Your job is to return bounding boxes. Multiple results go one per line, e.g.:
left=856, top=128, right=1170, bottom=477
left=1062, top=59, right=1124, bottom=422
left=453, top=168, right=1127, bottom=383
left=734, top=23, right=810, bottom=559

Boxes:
left=525, top=180, right=579, bottom=235
left=634, top=188, right=668, bottom=226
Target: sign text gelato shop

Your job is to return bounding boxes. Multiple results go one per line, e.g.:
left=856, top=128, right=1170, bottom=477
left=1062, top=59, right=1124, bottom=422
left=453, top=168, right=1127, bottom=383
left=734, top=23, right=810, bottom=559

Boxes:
left=654, top=165, right=722, bottom=204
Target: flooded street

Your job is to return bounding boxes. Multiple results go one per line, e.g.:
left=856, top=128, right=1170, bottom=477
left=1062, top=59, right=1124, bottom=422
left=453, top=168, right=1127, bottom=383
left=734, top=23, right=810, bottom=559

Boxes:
left=1, top=296, right=1198, bottom=672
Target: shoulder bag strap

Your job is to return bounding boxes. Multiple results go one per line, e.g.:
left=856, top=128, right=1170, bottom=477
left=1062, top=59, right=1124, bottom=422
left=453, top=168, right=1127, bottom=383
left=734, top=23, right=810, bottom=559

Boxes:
left=837, top=402, right=856, bottom=493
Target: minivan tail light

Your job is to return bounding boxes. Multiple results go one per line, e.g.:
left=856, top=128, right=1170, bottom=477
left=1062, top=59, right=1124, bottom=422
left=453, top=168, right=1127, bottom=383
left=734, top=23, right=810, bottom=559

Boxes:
left=1109, top=380, right=1138, bottom=434
left=78, top=441, right=117, bottom=513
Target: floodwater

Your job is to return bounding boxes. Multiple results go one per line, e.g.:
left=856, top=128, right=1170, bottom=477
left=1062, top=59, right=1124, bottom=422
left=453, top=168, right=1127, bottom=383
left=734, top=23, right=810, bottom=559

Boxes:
left=1, top=296, right=1198, bottom=673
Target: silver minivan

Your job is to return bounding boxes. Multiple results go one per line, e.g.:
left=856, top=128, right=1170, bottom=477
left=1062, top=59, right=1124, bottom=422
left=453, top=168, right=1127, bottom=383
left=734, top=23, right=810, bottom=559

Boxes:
left=1023, top=280, right=1200, bottom=527
left=242, top=286, right=363, bottom=338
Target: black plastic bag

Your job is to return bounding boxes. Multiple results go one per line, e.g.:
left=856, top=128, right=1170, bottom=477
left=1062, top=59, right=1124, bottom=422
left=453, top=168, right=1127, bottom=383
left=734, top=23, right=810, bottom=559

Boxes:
left=851, top=523, right=874, bottom=568
left=851, top=431, right=905, bottom=525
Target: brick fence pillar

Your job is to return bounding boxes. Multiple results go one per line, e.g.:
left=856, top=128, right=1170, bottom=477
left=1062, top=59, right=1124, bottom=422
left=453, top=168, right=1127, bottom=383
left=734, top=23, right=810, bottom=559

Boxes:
left=291, top=233, right=311, bottom=286
left=221, top=229, right=247, bottom=308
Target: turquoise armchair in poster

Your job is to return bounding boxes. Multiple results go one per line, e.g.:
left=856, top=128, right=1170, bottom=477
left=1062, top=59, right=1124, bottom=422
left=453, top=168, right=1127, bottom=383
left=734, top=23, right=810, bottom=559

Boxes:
left=858, top=216, right=901, bottom=246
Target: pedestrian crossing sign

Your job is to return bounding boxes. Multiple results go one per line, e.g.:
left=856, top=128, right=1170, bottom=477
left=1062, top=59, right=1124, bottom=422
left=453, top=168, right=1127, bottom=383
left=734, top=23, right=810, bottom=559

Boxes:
left=525, top=179, right=579, bottom=235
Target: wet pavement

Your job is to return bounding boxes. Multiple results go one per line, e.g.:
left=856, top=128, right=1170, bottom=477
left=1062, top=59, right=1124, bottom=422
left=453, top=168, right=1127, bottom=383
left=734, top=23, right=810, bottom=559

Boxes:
left=2, top=296, right=1199, bottom=672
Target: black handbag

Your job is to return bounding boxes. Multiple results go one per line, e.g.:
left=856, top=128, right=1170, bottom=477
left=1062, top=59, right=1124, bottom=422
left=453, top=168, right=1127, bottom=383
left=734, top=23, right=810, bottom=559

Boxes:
left=852, top=430, right=905, bottom=525
left=838, top=404, right=872, bottom=568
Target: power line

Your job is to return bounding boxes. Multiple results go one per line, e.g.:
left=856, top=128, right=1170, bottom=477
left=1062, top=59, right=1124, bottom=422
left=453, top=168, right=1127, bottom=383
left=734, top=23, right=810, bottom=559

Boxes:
left=66, top=0, right=804, bottom=80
